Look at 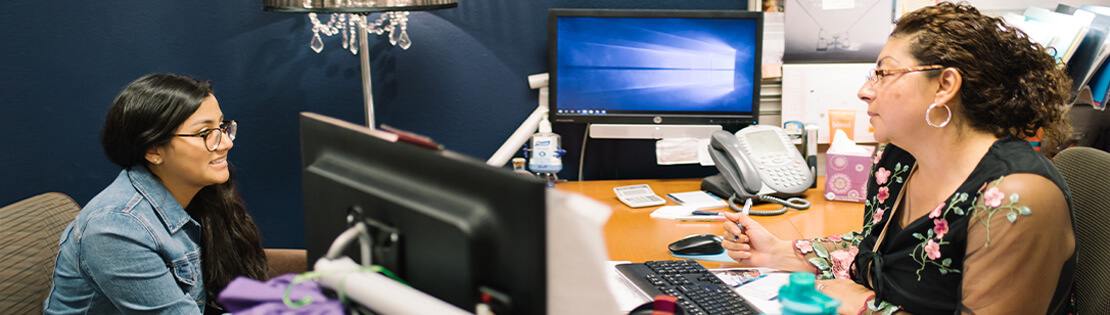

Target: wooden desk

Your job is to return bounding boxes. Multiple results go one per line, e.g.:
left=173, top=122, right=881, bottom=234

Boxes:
left=555, top=176, right=864, bottom=268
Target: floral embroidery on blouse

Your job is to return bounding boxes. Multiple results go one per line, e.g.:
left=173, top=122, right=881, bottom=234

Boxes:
left=970, top=176, right=1032, bottom=246
left=793, top=144, right=1041, bottom=314
left=793, top=233, right=898, bottom=314
left=793, top=144, right=906, bottom=281
left=863, top=145, right=909, bottom=238
left=904, top=175, right=1032, bottom=280
left=866, top=298, right=901, bottom=315
left=794, top=233, right=864, bottom=280
left=791, top=144, right=907, bottom=314
left=908, top=192, right=968, bottom=280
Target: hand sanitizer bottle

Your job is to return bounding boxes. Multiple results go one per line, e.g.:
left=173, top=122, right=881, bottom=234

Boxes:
left=779, top=272, right=840, bottom=315
left=528, top=118, right=563, bottom=175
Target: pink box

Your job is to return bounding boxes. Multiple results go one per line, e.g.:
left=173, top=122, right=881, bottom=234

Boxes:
left=824, top=145, right=875, bottom=203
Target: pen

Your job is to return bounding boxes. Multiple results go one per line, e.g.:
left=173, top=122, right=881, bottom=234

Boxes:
left=732, top=198, right=752, bottom=240
left=676, top=216, right=729, bottom=222
left=691, top=210, right=723, bottom=216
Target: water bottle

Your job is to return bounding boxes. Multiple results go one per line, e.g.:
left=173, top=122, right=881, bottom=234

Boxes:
left=779, top=273, right=839, bottom=315
left=528, top=119, right=563, bottom=175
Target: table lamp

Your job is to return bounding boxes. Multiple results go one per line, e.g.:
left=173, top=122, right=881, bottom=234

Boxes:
left=263, top=0, right=459, bottom=129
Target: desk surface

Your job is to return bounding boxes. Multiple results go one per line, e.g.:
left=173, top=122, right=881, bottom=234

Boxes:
left=555, top=177, right=864, bottom=268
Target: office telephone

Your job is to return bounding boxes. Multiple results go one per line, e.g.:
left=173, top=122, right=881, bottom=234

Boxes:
left=703, top=125, right=813, bottom=215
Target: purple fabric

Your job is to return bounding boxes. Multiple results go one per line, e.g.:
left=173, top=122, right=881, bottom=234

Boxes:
left=217, top=274, right=345, bottom=314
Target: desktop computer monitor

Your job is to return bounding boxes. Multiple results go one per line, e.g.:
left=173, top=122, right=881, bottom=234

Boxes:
left=548, top=9, right=763, bottom=128
left=299, top=112, right=548, bottom=314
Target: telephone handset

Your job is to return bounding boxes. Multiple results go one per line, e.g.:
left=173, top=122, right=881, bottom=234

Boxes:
left=704, top=125, right=813, bottom=215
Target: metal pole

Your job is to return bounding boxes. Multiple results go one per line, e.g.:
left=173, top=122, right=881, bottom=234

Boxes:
left=358, top=18, right=375, bottom=129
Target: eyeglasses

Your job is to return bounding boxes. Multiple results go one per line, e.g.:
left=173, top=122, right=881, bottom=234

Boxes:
left=866, top=65, right=944, bottom=85
left=175, top=120, right=237, bottom=152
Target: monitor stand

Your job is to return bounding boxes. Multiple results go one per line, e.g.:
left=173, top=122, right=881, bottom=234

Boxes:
left=588, top=124, right=722, bottom=139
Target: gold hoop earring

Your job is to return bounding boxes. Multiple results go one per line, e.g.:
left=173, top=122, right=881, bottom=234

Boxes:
left=926, top=103, right=951, bottom=128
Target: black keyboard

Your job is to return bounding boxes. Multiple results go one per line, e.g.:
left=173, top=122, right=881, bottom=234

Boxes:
left=616, top=260, right=760, bottom=315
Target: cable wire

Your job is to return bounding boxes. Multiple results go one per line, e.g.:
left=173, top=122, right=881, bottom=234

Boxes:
left=578, top=123, right=591, bottom=181
left=727, top=193, right=811, bottom=216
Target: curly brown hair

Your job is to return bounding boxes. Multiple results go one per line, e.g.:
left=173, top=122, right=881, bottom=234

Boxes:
left=891, top=2, right=1072, bottom=143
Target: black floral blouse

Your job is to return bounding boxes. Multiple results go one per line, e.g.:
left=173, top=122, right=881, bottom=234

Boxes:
left=793, top=138, right=1075, bottom=314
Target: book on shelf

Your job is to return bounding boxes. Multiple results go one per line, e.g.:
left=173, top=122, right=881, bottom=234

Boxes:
left=1008, top=4, right=1110, bottom=109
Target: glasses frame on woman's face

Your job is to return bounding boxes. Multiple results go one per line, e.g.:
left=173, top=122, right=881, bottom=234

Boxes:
left=866, top=65, right=944, bottom=86
left=174, top=120, right=237, bottom=152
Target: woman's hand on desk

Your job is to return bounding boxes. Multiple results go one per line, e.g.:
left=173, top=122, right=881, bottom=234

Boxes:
left=721, top=212, right=813, bottom=272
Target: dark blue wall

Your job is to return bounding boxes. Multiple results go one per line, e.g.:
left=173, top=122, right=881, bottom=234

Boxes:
left=0, top=0, right=745, bottom=249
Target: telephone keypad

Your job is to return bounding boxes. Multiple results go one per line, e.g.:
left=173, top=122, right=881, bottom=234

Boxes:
left=759, top=155, right=809, bottom=191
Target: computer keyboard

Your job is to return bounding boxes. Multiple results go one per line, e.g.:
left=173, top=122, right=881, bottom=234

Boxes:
left=616, top=260, right=761, bottom=315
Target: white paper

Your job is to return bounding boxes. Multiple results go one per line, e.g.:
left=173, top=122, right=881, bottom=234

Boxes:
left=666, top=191, right=728, bottom=210
left=731, top=272, right=790, bottom=315
left=822, top=0, right=855, bottom=10
left=828, top=129, right=871, bottom=155
left=656, top=138, right=702, bottom=165
left=698, top=138, right=716, bottom=166
left=649, top=205, right=700, bottom=219
left=546, top=190, right=622, bottom=315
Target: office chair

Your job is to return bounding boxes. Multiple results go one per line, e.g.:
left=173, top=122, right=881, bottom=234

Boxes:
left=1053, top=147, right=1110, bottom=314
left=0, top=192, right=81, bottom=313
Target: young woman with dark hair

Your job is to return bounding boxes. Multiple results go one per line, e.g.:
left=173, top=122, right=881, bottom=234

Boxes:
left=721, top=2, right=1075, bottom=314
left=45, top=73, right=270, bottom=314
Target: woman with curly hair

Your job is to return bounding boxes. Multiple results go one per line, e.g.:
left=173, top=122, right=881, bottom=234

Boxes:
left=722, top=2, right=1075, bottom=314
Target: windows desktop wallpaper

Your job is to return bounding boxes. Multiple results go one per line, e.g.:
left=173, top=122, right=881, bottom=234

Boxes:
left=555, top=15, right=759, bottom=114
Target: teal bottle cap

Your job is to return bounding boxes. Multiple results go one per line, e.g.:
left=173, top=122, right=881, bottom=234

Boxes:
left=779, top=272, right=840, bottom=315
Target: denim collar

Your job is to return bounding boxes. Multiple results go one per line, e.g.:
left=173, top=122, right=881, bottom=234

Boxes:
left=126, top=165, right=196, bottom=233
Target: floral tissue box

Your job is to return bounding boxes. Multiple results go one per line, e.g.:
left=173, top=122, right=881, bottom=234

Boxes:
left=824, top=145, right=875, bottom=203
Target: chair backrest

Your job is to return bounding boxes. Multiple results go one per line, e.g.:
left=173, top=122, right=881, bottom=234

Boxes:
left=1053, top=147, right=1110, bottom=314
left=0, top=192, right=81, bottom=313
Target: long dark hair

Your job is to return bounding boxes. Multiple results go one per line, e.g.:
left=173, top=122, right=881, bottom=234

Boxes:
left=101, top=73, right=269, bottom=304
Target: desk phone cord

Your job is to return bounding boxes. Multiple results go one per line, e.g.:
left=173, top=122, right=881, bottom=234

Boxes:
left=726, top=194, right=810, bottom=216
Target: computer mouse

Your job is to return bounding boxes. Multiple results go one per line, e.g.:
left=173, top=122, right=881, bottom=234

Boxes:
left=668, top=234, right=724, bottom=256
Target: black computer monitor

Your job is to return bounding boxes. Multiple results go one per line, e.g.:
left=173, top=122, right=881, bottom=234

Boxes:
left=299, top=112, right=548, bottom=314
left=548, top=9, right=763, bottom=126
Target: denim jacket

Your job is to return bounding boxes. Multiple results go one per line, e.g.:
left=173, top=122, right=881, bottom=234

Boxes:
left=45, top=165, right=205, bottom=314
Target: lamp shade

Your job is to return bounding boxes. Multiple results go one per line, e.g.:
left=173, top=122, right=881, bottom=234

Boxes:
left=263, top=0, right=458, bottom=13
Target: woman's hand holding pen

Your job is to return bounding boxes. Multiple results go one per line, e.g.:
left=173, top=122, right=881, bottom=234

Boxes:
left=721, top=212, right=818, bottom=272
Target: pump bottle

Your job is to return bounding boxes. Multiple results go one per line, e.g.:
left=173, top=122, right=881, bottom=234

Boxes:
left=528, top=119, right=563, bottom=175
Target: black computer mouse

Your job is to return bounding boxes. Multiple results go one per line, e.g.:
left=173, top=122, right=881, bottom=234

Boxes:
left=668, top=234, right=724, bottom=255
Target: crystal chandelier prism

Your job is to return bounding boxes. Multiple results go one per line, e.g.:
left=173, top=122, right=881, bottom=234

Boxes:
left=263, top=0, right=458, bottom=54
left=263, top=0, right=458, bottom=129
left=309, top=11, right=411, bottom=53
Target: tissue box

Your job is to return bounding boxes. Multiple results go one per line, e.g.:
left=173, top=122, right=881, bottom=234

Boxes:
left=824, top=145, right=875, bottom=203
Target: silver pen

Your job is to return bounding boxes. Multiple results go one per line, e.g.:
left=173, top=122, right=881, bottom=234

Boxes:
left=733, top=198, right=752, bottom=240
